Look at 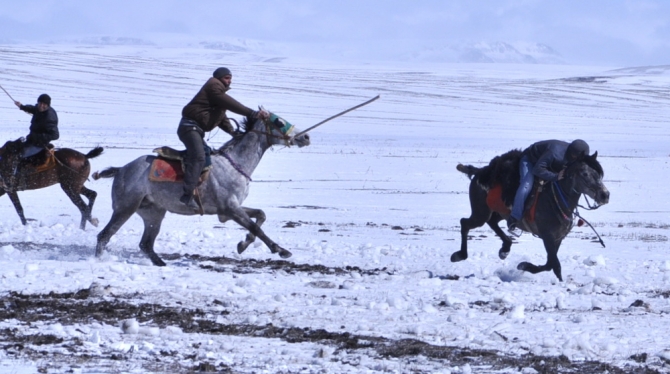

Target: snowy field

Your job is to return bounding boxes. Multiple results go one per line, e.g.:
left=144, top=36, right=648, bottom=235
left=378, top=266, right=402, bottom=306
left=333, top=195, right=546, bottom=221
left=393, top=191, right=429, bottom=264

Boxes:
left=0, top=44, right=669, bottom=373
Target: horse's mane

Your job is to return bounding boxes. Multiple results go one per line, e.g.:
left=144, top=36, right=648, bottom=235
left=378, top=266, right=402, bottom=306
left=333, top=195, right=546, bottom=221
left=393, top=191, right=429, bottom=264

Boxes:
left=475, top=149, right=523, bottom=206
left=216, top=116, right=254, bottom=154
left=582, top=153, right=604, bottom=178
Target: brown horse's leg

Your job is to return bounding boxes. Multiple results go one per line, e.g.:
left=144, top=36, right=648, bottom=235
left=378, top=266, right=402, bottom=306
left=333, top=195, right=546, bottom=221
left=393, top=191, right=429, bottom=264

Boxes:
left=486, top=213, right=514, bottom=260
left=6, top=190, right=28, bottom=225
left=136, top=206, right=167, bottom=266
left=235, top=207, right=266, bottom=254
left=60, top=184, right=94, bottom=230
left=452, top=180, right=491, bottom=262
left=80, top=186, right=98, bottom=227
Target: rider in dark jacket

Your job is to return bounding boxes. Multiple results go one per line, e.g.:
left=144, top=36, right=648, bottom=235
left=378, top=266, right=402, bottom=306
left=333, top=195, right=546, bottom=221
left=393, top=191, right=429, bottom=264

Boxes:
left=508, top=139, right=590, bottom=234
left=14, top=93, right=59, bottom=157
left=178, top=67, right=269, bottom=209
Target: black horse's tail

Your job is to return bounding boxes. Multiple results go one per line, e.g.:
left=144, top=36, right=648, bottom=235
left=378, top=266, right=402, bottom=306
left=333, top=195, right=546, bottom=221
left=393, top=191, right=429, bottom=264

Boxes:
left=456, top=163, right=481, bottom=180
left=92, top=167, right=119, bottom=180
left=86, top=147, right=104, bottom=159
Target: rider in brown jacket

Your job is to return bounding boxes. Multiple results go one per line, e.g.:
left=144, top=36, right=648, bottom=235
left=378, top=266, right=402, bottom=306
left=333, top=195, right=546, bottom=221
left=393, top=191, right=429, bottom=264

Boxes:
left=178, top=67, right=268, bottom=209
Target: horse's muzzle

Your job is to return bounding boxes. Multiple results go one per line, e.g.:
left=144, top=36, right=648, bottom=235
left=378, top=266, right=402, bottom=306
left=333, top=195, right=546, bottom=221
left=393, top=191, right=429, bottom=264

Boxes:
left=596, top=188, right=610, bottom=205
left=291, top=133, right=311, bottom=148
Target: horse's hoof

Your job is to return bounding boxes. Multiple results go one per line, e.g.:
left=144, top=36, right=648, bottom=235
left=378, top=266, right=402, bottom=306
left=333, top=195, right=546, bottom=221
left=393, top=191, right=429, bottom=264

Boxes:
left=499, top=250, right=510, bottom=260
left=90, top=217, right=99, bottom=227
left=278, top=249, right=292, bottom=259
left=148, top=255, right=166, bottom=266
left=517, top=262, right=531, bottom=272
left=450, top=251, right=467, bottom=262
left=237, top=242, right=248, bottom=254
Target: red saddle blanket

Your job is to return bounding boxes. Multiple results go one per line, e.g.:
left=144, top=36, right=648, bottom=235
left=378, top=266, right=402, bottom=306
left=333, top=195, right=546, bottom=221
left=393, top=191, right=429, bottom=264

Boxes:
left=486, top=183, right=542, bottom=223
left=149, top=158, right=183, bottom=182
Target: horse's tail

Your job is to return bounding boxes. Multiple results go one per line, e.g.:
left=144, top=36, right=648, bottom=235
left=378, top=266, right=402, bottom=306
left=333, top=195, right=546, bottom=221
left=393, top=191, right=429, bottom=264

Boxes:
left=456, top=163, right=481, bottom=180
left=86, top=147, right=104, bottom=159
left=92, top=167, right=119, bottom=180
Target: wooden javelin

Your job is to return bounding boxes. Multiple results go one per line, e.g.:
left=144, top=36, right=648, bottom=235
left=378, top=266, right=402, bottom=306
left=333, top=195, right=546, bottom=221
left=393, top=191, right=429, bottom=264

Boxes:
left=0, top=84, right=17, bottom=102
left=292, top=95, right=380, bottom=138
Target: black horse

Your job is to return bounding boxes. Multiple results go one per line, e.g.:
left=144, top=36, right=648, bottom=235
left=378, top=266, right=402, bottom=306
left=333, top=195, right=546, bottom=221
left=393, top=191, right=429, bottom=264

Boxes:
left=453, top=149, right=609, bottom=281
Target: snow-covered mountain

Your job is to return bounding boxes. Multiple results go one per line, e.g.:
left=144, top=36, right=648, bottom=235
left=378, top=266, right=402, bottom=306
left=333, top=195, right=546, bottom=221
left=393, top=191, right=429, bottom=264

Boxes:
left=20, top=35, right=567, bottom=65
left=402, top=41, right=565, bottom=64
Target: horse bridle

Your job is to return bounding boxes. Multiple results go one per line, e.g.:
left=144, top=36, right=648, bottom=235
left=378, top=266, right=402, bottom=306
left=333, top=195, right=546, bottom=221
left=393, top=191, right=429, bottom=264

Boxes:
left=248, top=119, right=294, bottom=147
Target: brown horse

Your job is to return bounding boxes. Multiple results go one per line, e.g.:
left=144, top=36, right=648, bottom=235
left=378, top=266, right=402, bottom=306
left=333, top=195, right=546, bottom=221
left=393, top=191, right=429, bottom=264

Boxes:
left=0, top=139, right=103, bottom=229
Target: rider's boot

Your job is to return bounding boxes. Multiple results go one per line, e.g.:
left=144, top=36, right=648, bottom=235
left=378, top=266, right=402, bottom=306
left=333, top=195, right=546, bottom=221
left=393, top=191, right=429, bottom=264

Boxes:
left=507, top=217, right=522, bottom=237
left=179, top=192, right=199, bottom=210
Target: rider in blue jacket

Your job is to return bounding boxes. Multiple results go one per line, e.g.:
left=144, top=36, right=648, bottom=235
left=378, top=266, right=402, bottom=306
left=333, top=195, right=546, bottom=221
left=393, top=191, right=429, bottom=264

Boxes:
left=508, top=139, right=590, bottom=235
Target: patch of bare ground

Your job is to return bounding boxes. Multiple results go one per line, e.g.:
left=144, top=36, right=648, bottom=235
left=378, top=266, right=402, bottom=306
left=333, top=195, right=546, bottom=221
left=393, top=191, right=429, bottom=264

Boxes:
left=0, top=291, right=662, bottom=373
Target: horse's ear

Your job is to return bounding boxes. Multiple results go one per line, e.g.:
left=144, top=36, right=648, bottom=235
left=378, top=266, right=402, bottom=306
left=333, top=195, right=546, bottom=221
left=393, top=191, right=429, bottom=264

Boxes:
left=592, top=151, right=598, bottom=160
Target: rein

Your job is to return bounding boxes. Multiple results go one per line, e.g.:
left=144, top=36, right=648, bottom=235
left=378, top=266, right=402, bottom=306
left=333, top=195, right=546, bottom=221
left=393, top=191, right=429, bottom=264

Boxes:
left=218, top=119, right=289, bottom=181
left=552, top=180, right=606, bottom=248
left=221, top=151, right=252, bottom=181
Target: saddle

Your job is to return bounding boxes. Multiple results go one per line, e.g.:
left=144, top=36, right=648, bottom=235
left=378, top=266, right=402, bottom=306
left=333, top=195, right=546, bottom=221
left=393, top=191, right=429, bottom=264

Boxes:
left=149, top=146, right=211, bottom=183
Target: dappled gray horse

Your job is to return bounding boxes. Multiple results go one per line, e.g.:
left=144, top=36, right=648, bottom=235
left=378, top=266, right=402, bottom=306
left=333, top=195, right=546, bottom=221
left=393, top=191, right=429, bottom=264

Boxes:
left=93, top=116, right=310, bottom=266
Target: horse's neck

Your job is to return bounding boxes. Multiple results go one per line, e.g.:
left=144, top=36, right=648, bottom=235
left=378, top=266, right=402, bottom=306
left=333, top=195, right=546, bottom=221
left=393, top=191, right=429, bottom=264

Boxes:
left=555, top=178, right=580, bottom=210
left=220, top=131, right=269, bottom=176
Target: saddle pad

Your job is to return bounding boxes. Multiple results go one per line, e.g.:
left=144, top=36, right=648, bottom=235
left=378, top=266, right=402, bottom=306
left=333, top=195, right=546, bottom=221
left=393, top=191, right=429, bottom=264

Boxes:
left=149, top=158, right=184, bottom=182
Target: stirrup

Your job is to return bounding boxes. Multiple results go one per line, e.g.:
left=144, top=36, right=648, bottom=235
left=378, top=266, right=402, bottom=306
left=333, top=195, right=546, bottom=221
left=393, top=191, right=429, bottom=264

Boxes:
left=507, top=226, right=523, bottom=237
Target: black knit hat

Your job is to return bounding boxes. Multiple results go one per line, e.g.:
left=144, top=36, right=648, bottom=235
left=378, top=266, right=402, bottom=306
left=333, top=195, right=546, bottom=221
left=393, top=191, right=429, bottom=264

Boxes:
left=213, top=67, right=232, bottom=78
left=37, top=94, right=51, bottom=105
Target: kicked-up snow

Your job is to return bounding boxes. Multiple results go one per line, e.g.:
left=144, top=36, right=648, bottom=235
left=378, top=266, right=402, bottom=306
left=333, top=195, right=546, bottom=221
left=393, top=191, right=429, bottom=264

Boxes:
left=0, top=44, right=669, bottom=373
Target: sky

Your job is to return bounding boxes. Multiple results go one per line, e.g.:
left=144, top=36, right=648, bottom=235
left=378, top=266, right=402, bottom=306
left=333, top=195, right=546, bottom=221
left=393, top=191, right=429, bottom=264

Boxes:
left=1, top=0, right=670, bottom=66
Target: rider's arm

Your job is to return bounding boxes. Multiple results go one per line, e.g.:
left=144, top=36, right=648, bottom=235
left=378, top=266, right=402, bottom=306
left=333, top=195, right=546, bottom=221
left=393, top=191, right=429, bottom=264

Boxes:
left=18, top=104, right=37, bottom=115
left=532, top=153, right=560, bottom=182
left=206, top=84, right=255, bottom=117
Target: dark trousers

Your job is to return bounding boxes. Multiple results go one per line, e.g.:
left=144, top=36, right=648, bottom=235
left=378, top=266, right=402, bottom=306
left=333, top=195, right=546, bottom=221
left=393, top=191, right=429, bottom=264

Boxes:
left=178, top=120, right=206, bottom=197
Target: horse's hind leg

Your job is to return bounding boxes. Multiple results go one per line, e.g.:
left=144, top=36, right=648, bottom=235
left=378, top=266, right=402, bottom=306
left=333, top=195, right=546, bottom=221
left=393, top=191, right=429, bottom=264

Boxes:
left=234, top=207, right=266, bottom=254
left=486, top=213, right=513, bottom=260
left=221, top=206, right=291, bottom=258
left=60, top=183, right=94, bottom=230
left=80, top=186, right=98, bottom=227
left=136, top=205, right=167, bottom=266
left=452, top=182, right=491, bottom=262
left=96, top=209, right=136, bottom=258
left=6, top=191, right=28, bottom=225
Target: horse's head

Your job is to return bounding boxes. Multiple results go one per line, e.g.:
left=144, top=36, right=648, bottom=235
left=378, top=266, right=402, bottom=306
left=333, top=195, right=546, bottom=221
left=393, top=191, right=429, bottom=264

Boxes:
left=566, top=151, right=610, bottom=206
left=0, top=138, right=23, bottom=156
left=242, top=112, right=311, bottom=148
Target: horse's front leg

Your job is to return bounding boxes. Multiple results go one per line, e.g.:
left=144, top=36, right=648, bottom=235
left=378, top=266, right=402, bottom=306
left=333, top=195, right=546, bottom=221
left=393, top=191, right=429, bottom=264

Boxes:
left=230, top=207, right=266, bottom=254
left=220, top=206, right=290, bottom=258
left=6, top=190, right=27, bottom=225
left=517, top=236, right=563, bottom=281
